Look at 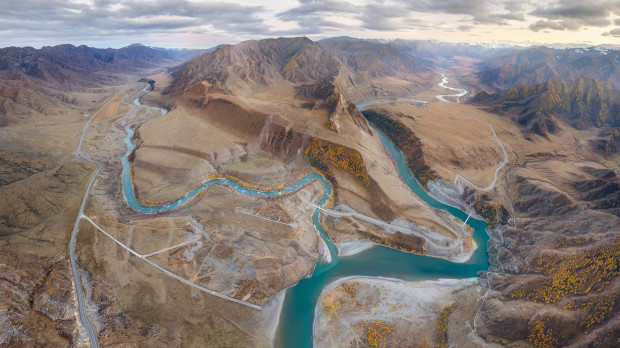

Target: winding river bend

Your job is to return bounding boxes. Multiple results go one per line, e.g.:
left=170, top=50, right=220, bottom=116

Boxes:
left=122, top=80, right=490, bottom=347
left=275, top=125, right=489, bottom=347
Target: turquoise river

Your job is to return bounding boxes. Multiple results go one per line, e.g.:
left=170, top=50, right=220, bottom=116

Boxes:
left=121, top=97, right=490, bottom=348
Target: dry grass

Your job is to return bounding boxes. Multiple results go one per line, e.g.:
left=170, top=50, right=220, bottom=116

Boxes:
left=94, top=96, right=122, bottom=120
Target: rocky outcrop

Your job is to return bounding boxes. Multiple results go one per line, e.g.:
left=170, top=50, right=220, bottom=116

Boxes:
left=591, top=128, right=620, bottom=155
left=254, top=117, right=312, bottom=156
left=573, top=167, right=620, bottom=216
left=462, top=189, right=510, bottom=227
left=296, top=77, right=371, bottom=133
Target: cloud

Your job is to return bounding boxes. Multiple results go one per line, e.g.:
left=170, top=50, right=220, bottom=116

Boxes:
left=529, top=19, right=584, bottom=32
left=530, top=0, right=620, bottom=30
left=404, top=0, right=489, bottom=16
left=1, top=0, right=618, bottom=47
left=473, top=13, right=525, bottom=25
left=278, top=0, right=359, bottom=20
left=416, top=0, right=528, bottom=25
left=357, top=3, right=427, bottom=31
left=602, top=28, right=620, bottom=36
left=0, top=0, right=271, bottom=45
left=276, top=0, right=360, bottom=33
left=503, top=1, right=525, bottom=12
left=278, top=0, right=528, bottom=34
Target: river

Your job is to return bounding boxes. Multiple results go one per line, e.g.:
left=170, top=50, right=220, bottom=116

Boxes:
left=274, top=124, right=489, bottom=347
left=436, top=73, right=468, bottom=103
left=133, top=83, right=169, bottom=115
left=122, top=80, right=489, bottom=347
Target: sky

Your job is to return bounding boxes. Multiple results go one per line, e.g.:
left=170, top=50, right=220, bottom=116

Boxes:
left=1, top=0, right=619, bottom=48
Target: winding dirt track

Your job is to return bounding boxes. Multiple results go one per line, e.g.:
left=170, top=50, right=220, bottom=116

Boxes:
left=363, top=74, right=509, bottom=192
left=69, top=82, right=129, bottom=348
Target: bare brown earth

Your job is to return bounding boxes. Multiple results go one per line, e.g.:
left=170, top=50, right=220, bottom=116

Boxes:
left=0, top=74, right=145, bottom=345
left=314, top=277, right=483, bottom=347
left=78, top=176, right=325, bottom=345
left=93, top=95, right=121, bottom=120
left=59, top=72, right=332, bottom=345
left=130, top=62, right=470, bottom=260
left=368, top=103, right=506, bottom=189
left=378, top=94, right=620, bottom=346
left=0, top=161, right=96, bottom=346
left=2, top=69, right=326, bottom=345
left=339, top=75, right=619, bottom=346
left=473, top=118, right=620, bottom=346
left=0, top=84, right=115, bottom=187
left=3, top=37, right=618, bottom=347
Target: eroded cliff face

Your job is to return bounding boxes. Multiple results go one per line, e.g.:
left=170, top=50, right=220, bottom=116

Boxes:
left=254, top=116, right=313, bottom=157
left=253, top=113, right=397, bottom=222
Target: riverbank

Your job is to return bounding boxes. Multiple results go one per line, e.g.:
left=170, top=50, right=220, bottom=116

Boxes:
left=336, top=240, right=374, bottom=257
left=276, top=75, right=491, bottom=347
left=263, top=290, right=286, bottom=347
left=313, top=276, right=482, bottom=347
left=120, top=75, right=492, bottom=347
left=321, top=203, right=476, bottom=262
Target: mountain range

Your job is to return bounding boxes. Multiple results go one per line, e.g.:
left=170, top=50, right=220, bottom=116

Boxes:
left=0, top=43, right=177, bottom=124
left=471, top=77, right=620, bottom=136
left=477, top=46, right=620, bottom=90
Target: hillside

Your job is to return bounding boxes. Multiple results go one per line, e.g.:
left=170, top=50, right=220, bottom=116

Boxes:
left=319, top=37, right=429, bottom=76
left=1, top=34, right=619, bottom=347
left=478, top=47, right=620, bottom=90
left=0, top=44, right=176, bottom=90
left=165, top=37, right=438, bottom=103
left=471, top=77, right=620, bottom=136
left=391, top=39, right=502, bottom=60
left=164, top=37, right=339, bottom=96
left=0, top=43, right=176, bottom=125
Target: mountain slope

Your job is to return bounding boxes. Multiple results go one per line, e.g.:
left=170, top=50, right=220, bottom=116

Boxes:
left=478, top=47, right=620, bottom=90
left=0, top=44, right=175, bottom=90
left=320, top=37, right=428, bottom=76
left=471, top=77, right=620, bottom=136
left=164, top=37, right=339, bottom=96
left=0, top=43, right=176, bottom=123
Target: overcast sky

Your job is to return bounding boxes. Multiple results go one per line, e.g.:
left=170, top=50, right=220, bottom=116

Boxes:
left=2, top=0, right=619, bottom=48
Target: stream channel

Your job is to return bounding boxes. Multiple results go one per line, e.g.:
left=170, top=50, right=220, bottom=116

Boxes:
left=122, top=83, right=490, bottom=347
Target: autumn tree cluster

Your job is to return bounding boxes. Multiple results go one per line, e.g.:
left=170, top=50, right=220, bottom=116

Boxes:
left=304, top=138, right=369, bottom=188
left=509, top=238, right=619, bottom=304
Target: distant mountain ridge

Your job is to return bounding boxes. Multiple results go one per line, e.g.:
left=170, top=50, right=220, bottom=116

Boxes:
left=0, top=43, right=177, bottom=122
left=165, top=37, right=339, bottom=96
left=478, top=46, right=620, bottom=90
left=391, top=39, right=503, bottom=59
left=0, top=43, right=176, bottom=89
left=319, top=37, right=429, bottom=76
left=471, top=77, right=620, bottom=136
left=164, top=36, right=444, bottom=100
